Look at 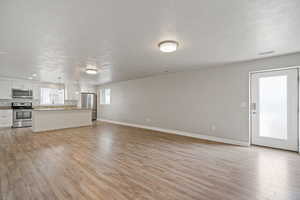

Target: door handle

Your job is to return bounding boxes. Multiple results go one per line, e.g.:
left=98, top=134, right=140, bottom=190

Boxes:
left=251, top=103, right=257, bottom=114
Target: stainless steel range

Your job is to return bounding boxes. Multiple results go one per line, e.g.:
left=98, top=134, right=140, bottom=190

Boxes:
left=12, top=102, right=33, bottom=128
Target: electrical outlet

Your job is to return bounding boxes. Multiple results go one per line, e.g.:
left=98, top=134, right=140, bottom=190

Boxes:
left=210, top=125, right=216, bottom=132
left=240, top=101, right=247, bottom=108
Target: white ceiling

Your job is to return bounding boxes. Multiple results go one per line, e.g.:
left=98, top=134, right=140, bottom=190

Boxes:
left=0, top=0, right=300, bottom=85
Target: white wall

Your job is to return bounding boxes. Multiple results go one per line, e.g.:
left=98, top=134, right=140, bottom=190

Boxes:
left=97, top=53, right=300, bottom=143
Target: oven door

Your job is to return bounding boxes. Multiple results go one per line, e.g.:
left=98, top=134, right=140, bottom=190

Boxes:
left=13, top=109, right=32, bottom=128
left=14, top=109, right=32, bottom=122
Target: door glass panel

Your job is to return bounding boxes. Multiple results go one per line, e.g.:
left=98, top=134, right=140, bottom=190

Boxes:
left=259, top=75, right=287, bottom=140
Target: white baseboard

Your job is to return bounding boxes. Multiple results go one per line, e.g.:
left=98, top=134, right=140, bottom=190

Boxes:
left=98, top=118, right=250, bottom=147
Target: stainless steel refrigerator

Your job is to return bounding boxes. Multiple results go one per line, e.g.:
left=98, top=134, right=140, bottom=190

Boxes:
left=81, top=93, right=97, bottom=120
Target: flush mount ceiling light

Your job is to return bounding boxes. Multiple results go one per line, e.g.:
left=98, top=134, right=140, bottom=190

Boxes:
left=85, top=64, right=98, bottom=75
left=159, top=40, right=179, bottom=53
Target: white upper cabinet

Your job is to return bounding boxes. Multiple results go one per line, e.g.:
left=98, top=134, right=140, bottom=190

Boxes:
left=0, top=79, right=12, bottom=99
left=65, top=83, right=80, bottom=100
left=80, top=84, right=96, bottom=93
left=12, top=80, right=33, bottom=90
left=32, top=83, right=40, bottom=100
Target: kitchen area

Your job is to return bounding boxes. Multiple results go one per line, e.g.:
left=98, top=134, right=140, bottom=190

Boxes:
left=0, top=77, right=97, bottom=132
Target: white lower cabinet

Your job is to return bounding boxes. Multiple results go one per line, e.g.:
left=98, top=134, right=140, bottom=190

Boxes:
left=0, top=79, right=12, bottom=99
left=0, top=110, right=13, bottom=127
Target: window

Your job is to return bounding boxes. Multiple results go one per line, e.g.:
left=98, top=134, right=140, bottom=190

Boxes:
left=100, top=88, right=111, bottom=105
left=40, top=88, right=65, bottom=105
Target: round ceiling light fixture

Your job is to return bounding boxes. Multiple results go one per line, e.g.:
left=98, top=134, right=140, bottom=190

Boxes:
left=159, top=40, right=179, bottom=53
left=85, top=64, right=98, bottom=75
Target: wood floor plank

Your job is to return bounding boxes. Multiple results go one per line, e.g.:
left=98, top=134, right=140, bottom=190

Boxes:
left=0, top=122, right=300, bottom=200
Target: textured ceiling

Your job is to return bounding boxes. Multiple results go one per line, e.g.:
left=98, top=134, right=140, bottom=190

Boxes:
left=0, top=0, right=300, bottom=85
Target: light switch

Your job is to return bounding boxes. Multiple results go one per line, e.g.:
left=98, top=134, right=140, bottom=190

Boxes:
left=240, top=102, right=247, bottom=108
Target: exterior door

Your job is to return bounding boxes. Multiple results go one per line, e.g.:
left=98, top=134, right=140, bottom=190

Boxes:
left=251, top=69, right=298, bottom=151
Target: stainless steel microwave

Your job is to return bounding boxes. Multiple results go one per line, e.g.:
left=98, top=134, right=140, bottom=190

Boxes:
left=12, top=89, right=33, bottom=99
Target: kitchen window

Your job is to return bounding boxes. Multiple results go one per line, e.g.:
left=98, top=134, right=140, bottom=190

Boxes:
left=40, top=88, right=65, bottom=105
left=100, top=88, right=111, bottom=105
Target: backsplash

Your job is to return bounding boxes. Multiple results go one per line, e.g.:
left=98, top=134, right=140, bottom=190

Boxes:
left=64, top=100, right=78, bottom=106
left=0, top=101, right=12, bottom=107
left=0, top=99, right=37, bottom=107
left=0, top=99, right=78, bottom=107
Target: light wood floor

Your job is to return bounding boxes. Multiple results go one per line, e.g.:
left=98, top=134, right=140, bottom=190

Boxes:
left=1, top=122, right=300, bottom=200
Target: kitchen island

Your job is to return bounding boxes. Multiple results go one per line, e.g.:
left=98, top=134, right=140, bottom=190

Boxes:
left=32, top=108, right=92, bottom=132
